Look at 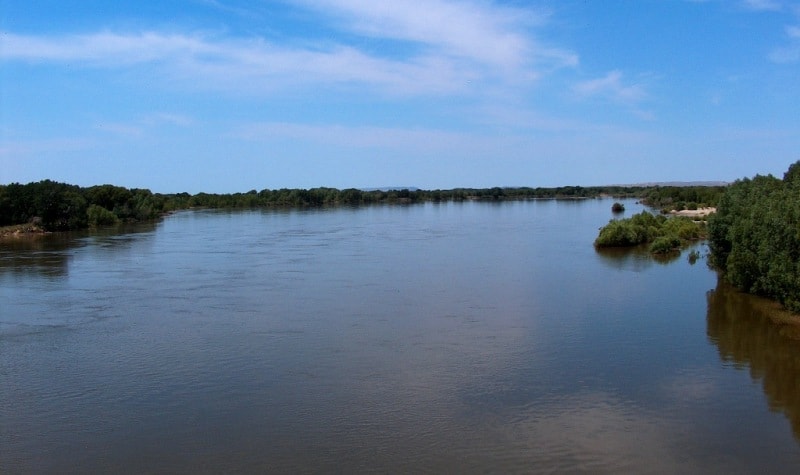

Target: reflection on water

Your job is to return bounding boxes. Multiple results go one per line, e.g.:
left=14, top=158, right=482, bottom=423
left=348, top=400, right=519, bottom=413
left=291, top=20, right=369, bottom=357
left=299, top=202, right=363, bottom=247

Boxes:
left=0, top=221, right=158, bottom=279
left=0, top=222, right=159, bottom=336
left=0, top=234, right=77, bottom=278
left=707, top=279, right=800, bottom=439
left=594, top=244, right=685, bottom=271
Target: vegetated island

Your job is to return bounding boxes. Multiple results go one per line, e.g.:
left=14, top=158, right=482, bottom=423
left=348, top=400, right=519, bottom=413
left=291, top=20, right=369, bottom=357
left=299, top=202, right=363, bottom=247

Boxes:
left=594, top=210, right=710, bottom=254
left=593, top=159, right=800, bottom=317
left=0, top=180, right=726, bottom=235
left=594, top=186, right=722, bottom=254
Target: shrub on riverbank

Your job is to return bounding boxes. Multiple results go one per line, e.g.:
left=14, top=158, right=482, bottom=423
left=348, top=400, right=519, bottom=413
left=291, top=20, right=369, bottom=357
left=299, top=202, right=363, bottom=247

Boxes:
left=595, top=211, right=706, bottom=253
left=650, top=235, right=682, bottom=254
left=87, top=204, right=120, bottom=226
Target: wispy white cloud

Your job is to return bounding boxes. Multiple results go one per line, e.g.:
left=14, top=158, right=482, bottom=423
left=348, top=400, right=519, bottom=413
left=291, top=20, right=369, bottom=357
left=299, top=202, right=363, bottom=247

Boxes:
left=572, top=70, right=647, bottom=103
left=736, top=0, right=800, bottom=63
left=232, top=121, right=489, bottom=152
left=287, top=0, right=577, bottom=72
left=195, top=0, right=259, bottom=18
left=0, top=1, right=576, bottom=97
left=93, top=112, right=195, bottom=138
left=741, top=0, right=783, bottom=11
left=0, top=31, right=519, bottom=96
left=94, top=122, right=145, bottom=138
left=142, top=113, right=195, bottom=127
left=0, top=31, right=465, bottom=95
left=769, top=24, right=800, bottom=62
left=230, top=117, right=658, bottom=165
left=0, top=137, right=95, bottom=158
left=0, top=31, right=209, bottom=65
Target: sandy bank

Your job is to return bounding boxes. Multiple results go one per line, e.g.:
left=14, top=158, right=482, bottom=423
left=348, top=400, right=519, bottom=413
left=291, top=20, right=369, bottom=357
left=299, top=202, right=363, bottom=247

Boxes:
left=670, top=207, right=716, bottom=218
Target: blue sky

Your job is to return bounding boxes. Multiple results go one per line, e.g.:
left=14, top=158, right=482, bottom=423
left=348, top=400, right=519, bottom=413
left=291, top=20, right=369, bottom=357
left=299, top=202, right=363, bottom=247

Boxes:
left=2, top=0, right=799, bottom=193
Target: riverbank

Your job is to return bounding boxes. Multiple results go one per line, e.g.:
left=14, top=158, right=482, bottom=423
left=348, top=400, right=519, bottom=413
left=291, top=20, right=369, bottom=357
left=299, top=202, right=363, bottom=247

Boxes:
left=0, top=223, right=48, bottom=239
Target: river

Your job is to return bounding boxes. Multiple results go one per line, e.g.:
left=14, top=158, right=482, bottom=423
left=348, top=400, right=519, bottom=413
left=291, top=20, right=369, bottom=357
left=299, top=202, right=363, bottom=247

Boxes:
left=2, top=199, right=800, bottom=473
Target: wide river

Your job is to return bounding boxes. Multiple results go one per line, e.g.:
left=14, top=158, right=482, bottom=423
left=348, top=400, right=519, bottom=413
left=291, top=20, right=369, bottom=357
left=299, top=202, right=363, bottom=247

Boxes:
left=2, top=199, right=800, bottom=473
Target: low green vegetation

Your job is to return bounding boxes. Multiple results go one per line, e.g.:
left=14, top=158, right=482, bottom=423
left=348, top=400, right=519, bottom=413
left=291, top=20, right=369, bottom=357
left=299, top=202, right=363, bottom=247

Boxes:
left=708, top=161, right=800, bottom=312
left=594, top=211, right=707, bottom=254
left=639, top=185, right=726, bottom=213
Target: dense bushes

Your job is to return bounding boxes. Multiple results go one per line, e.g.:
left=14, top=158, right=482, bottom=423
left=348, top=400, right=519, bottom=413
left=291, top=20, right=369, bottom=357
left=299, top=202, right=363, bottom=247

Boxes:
left=650, top=235, right=682, bottom=254
left=86, top=204, right=120, bottom=226
left=708, top=161, right=800, bottom=312
left=0, top=180, right=88, bottom=230
left=594, top=211, right=662, bottom=247
left=0, top=181, right=169, bottom=230
left=595, top=211, right=707, bottom=254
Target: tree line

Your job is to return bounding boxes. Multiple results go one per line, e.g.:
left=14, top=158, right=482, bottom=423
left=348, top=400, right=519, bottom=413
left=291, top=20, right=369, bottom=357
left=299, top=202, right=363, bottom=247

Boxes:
left=0, top=181, right=177, bottom=230
left=708, top=161, right=800, bottom=312
left=1, top=179, right=725, bottom=232
left=639, top=185, right=725, bottom=212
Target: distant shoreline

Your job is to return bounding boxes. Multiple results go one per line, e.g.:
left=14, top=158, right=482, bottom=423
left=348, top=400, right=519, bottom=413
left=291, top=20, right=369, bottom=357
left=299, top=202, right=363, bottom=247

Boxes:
left=1, top=180, right=728, bottom=234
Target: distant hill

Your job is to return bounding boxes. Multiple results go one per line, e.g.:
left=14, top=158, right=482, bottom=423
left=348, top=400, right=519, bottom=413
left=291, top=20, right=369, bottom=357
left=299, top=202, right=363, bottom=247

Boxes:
left=364, top=182, right=730, bottom=191
left=613, top=181, right=729, bottom=187
left=360, top=186, right=420, bottom=192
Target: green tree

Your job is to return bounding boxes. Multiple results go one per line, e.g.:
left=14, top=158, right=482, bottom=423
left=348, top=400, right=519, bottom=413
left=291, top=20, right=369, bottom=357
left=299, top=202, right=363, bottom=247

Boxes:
left=87, top=204, right=120, bottom=226
left=708, top=162, right=800, bottom=312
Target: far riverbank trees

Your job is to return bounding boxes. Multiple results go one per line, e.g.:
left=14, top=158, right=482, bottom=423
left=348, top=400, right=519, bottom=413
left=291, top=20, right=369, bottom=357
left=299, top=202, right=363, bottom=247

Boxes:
left=1, top=180, right=724, bottom=233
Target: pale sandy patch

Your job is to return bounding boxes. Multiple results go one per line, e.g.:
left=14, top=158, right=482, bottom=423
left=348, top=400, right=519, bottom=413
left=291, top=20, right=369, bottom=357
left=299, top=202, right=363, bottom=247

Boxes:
left=670, top=207, right=716, bottom=218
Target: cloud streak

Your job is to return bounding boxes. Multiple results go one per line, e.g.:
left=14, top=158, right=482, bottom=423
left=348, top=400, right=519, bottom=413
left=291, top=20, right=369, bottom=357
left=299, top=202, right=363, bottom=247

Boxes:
left=0, top=31, right=461, bottom=95
left=288, top=0, right=577, bottom=72
left=0, top=1, right=576, bottom=97
left=232, top=121, right=495, bottom=153
left=572, top=70, right=647, bottom=103
left=93, top=112, right=195, bottom=138
left=741, top=0, right=783, bottom=11
left=770, top=24, right=800, bottom=62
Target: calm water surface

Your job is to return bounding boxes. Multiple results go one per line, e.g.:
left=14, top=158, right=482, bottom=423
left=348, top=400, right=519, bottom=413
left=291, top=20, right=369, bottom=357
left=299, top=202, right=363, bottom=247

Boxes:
left=2, top=200, right=800, bottom=473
